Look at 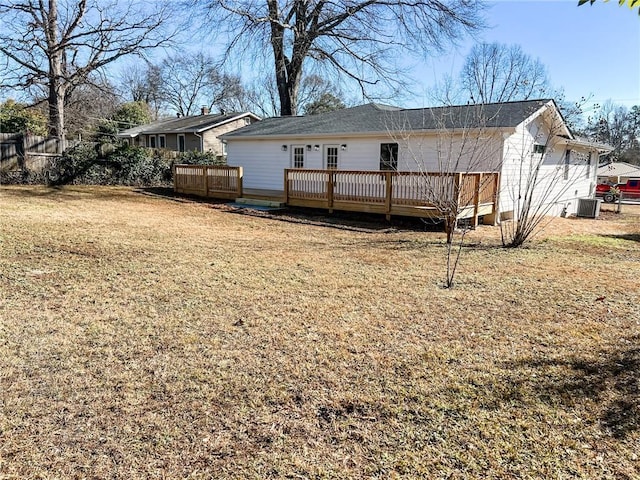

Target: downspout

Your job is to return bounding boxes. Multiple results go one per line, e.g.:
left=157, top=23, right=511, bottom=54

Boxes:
left=494, top=130, right=510, bottom=225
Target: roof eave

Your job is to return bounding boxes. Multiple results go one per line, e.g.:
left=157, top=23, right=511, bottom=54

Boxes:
left=223, top=126, right=514, bottom=141
left=562, top=137, right=614, bottom=152
left=194, top=112, right=261, bottom=134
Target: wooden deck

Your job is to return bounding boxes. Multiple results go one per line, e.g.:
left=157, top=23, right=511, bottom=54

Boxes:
left=173, top=165, right=499, bottom=225
left=284, top=169, right=499, bottom=225
left=173, top=164, right=242, bottom=200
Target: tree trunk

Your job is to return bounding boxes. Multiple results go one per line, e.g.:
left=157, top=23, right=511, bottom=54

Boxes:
left=48, top=80, right=66, bottom=152
left=272, top=49, right=303, bottom=116
left=267, top=0, right=304, bottom=116
left=46, top=0, right=65, bottom=152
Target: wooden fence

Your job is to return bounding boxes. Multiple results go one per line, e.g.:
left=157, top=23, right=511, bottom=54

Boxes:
left=173, top=164, right=243, bottom=200
left=0, top=133, right=61, bottom=172
left=284, top=169, right=500, bottom=225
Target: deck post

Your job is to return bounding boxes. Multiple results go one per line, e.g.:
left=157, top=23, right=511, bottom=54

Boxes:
left=385, top=171, right=393, bottom=221
left=237, top=166, right=243, bottom=198
left=481, top=172, right=501, bottom=225
left=172, top=163, right=177, bottom=192
left=471, top=173, right=481, bottom=228
left=283, top=169, right=289, bottom=205
left=327, top=171, right=334, bottom=213
left=454, top=173, right=462, bottom=227
left=202, top=165, right=209, bottom=197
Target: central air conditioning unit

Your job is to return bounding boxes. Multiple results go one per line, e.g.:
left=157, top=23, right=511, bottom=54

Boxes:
left=576, top=198, right=602, bottom=218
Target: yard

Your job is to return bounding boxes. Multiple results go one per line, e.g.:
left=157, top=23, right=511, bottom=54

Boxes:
left=0, top=186, right=638, bottom=479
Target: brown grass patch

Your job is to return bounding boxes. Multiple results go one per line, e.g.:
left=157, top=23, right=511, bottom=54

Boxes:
left=1, top=186, right=639, bottom=478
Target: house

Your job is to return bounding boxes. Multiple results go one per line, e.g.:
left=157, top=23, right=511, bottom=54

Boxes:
left=597, top=161, right=640, bottom=184
left=222, top=99, right=612, bottom=219
left=117, top=108, right=260, bottom=157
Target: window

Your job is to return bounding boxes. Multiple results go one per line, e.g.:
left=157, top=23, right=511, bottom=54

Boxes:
left=564, top=149, right=571, bottom=180
left=533, top=144, right=546, bottom=155
left=159, top=135, right=166, bottom=149
left=380, top=143, right=398, bottom=170
left=178, top=134, right=185, bottom=153
left=325, top=145, right=338, bottom=169
left=292, top=145, right=305, bottom=168
left=149, top=135, right=157, bottom=148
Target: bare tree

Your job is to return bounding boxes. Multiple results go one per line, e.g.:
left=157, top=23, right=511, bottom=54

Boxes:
left=119, top=62, right=164, bottom=120
left=586, top=100, right=639, bottom=163
left=499, top=101, right=600, bottom=247
left=235, top=73, right=348, bottom=118
left=460, top=43, right=550, bottom=104
left=386, top=104, right=503, bottom=287
left=158, top=52, right=246, bottom=116
left=197, top=0, right=486, bottom=116
left=303, top=92, right=346, bottom=115
left=230, top=77, right=280, bottom=118
left=430, top=43, right=588, bottom=132
left=0, top=0, right=175, bottom=149
left=298, top=74, right=348, bottom=114
left=386, top=99, right=599, bottom=284
left=64, top=80, right=120, bottom=140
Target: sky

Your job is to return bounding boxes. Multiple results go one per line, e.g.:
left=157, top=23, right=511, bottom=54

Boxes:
left=406, top=0, right=640, bottom=111
left=2, top=0, right=637, bottom=117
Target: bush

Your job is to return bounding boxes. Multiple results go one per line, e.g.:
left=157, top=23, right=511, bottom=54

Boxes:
left=176, top=150, right=226, bottom=166
left=46, top=143, right=173, bottom=186
left=46, top=143, right=99, bottom=186
left=0, top=169, right=45, bottom=185
left=109, top=145, right=170, bottom=185
left=6, top=143, right=228, bottom=186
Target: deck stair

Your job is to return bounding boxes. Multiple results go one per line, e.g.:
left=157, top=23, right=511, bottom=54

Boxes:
left=233, top=197, right=285, bottom=208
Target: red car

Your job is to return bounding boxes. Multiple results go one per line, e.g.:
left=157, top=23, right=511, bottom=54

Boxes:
left=596, top=179, right=640, bottom=202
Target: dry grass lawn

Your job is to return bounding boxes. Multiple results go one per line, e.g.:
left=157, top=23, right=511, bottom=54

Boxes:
left=1, top=186, right=639, bottom=479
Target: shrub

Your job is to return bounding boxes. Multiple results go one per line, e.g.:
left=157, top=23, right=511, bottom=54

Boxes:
left=0, top=169, right=45, bottom=185
left=108, top=145, right=170, bottom=185
left=46, top=143, right=99, bottom=186
left=46, top=143, right=173, bottom=186
left=9, top=143, right=226, bottom=186
left=176, top=150, right=226, bottom=166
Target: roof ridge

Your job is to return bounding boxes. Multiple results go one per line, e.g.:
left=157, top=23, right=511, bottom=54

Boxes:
left=397, top=98, right=552, bottom=113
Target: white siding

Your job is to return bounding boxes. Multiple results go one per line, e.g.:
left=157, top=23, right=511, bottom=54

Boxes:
left=227, top=137, right=389, bottom=189
left=227, top=117, right=595, bottom=219
left=400, top=134, right=503, bottom=173
left=227, top=140, right=290, bottom=190
left=227, top=134, right=504, bottom=190
left=499, top=118, right=595, bottom=218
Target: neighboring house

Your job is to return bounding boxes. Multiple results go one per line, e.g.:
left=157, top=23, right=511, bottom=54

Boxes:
left=223, top=99, right=612, bottom=218
left=597, top=161, right=640, bottom=184
left=117, top=108, right=260, bottom=157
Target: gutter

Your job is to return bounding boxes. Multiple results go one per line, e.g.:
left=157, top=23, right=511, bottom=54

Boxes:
left=561, top=137, right=614, bottom=153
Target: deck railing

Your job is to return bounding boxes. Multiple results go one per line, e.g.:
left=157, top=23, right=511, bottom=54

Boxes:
left=173, top=164, right=243, bottom=199
left=285, top=169, right=499, bottom=224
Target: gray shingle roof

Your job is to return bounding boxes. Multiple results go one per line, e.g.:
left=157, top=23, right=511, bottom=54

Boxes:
left=118, top=112, right=258, bottom=137
left=223, top=99, right=555, bottom=139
